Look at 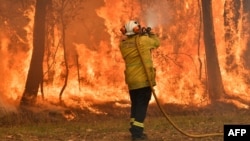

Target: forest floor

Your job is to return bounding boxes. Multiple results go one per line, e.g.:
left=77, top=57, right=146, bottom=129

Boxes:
left=0, top=100, right=250, bottom=141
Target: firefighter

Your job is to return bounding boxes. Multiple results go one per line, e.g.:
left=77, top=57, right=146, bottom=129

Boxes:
left=119, top=20, right=160, bottom=141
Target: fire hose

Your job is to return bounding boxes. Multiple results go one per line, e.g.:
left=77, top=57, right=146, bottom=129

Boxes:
left=134, top=33, right=224, bottom=138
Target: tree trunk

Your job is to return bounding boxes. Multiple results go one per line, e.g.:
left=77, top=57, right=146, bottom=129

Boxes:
left=201, top=0, right=224, bottom=102
left=59, top=24, right=69, bottom=102
left=224, top=0, right=241, bottom=73
left=20, top=0, right=50, bottom=106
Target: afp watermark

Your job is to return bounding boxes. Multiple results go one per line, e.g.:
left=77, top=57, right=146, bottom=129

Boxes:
left=224, top=125, right=250, bottom=141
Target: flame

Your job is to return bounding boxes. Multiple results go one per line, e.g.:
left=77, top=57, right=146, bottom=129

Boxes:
left=0, top=5, right=34, bottom=113
left=1, top=0, right=250, bottom=113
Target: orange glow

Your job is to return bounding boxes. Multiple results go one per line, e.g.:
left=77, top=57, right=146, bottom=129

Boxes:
left=0, top=0, right=250, bottom=112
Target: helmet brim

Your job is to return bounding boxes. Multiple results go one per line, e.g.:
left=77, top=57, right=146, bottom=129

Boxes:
left=125, top=32, right=136, bottom=35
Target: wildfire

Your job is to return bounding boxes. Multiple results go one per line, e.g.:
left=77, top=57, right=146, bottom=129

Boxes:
left=0, top=5, right=34, bottom=113
left=0, top=0, right=250, bottom=114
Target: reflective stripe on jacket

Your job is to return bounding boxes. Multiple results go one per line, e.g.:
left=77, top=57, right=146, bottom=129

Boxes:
left=119, top=34, right=160, bottom=90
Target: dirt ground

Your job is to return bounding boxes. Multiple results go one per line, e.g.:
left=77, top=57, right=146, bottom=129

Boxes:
left=0, top=101, right=249, bottom=141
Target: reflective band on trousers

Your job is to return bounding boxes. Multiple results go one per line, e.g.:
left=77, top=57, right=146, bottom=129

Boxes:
left=130, top=118, right=135, bottom=123
left=133, top=121, right=144, bottom=128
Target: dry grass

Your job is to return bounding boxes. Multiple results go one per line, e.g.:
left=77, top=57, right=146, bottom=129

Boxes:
left=0, top=101, right=249, bottom=141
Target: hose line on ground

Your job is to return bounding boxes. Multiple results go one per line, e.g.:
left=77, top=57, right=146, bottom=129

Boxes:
left=135, top=35, right=223, bottom=138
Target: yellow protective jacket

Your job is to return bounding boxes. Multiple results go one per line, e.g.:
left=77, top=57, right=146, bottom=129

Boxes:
left=119, top=34, right=160, bottom=90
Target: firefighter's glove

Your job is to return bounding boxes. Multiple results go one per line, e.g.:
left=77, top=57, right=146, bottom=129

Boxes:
left=145, top=27, right=151, bottom=33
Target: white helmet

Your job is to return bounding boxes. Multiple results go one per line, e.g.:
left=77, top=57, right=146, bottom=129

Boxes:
left=124, top=20, right=140, bottom=35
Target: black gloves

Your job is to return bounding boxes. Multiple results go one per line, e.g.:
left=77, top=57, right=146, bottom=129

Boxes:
left=141, top=27, right=156, bottom=37
left=141, top=27, right=151, bottom=34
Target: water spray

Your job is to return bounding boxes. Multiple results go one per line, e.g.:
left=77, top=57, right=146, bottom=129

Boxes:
left=144, top=8, right=158, bottom=28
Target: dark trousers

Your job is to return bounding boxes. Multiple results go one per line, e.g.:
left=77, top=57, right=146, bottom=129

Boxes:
left=129, top=86, right=152, bottom=137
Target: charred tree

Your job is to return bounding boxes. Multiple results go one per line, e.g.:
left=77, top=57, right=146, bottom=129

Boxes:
left=224, top=0, right=241, bottom=73
left=59, top=18, right=69, bottom=102
left=20, top=0, right=50, bottom=106
left=52, top=0, right=84, bottom=102
left=201, top=0, right=224, bottom=102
